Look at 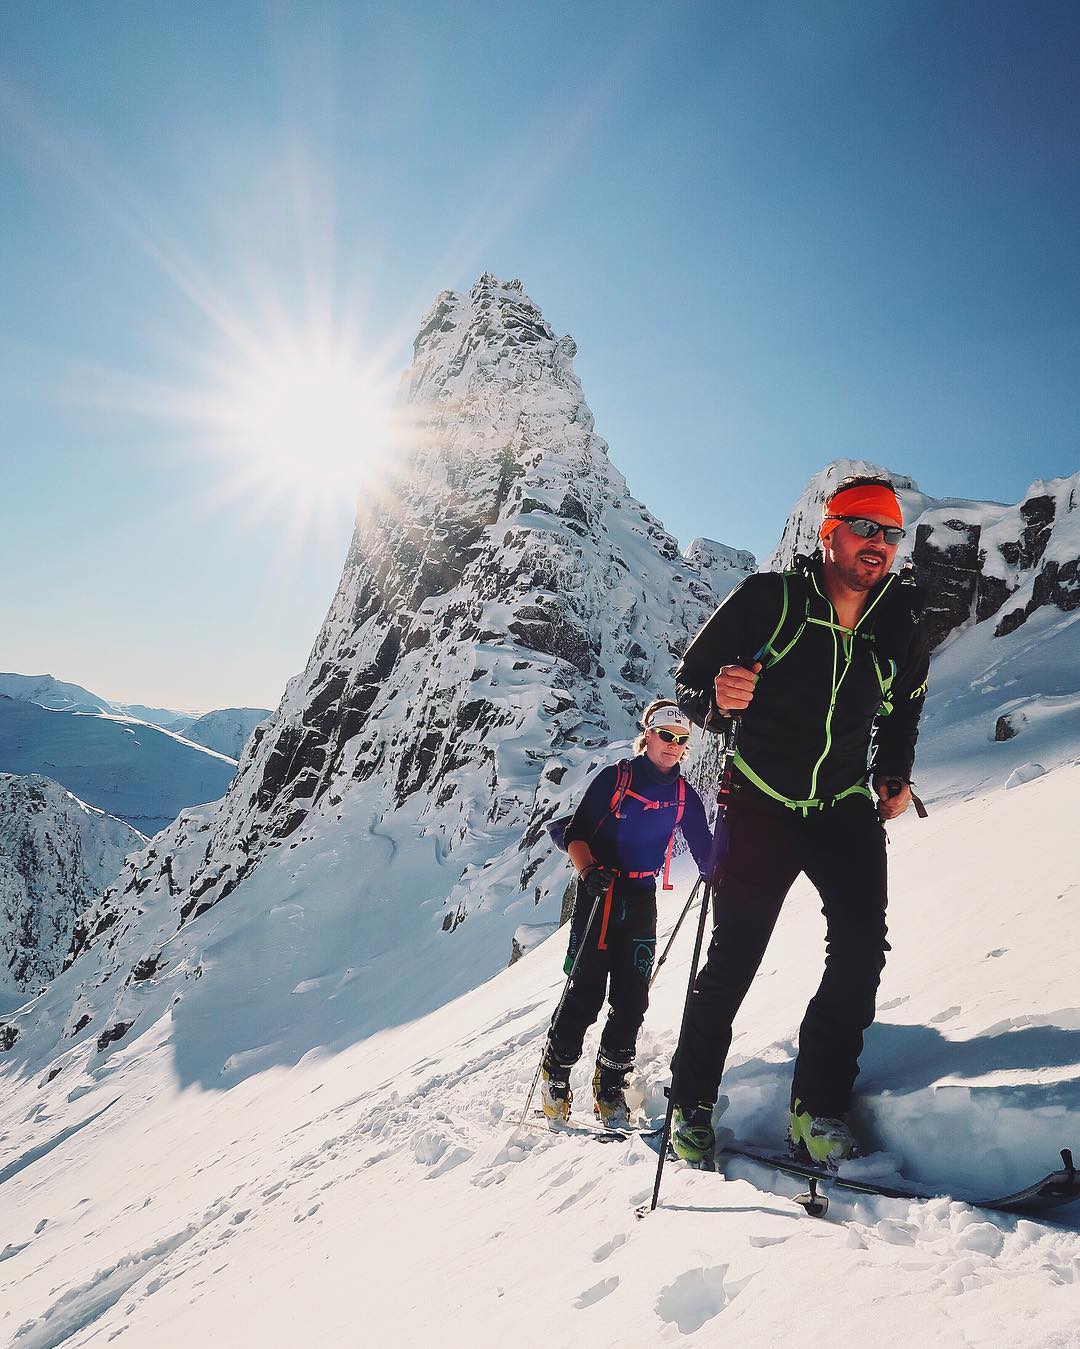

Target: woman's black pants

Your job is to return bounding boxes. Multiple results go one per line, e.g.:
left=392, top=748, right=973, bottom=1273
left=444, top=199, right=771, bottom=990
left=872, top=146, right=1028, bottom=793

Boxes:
left=548, top=878, right=657, bottom=1071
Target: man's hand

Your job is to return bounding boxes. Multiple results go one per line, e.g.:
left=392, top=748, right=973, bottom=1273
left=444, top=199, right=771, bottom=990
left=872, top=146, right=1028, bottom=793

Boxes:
left=714, top=661, right=762, bottom=714
left=874, top=776, right=911, bottom=821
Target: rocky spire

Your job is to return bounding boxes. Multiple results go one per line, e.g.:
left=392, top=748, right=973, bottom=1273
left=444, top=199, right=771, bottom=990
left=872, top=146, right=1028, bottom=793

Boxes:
left=4, top=276, right=752, bottom=1065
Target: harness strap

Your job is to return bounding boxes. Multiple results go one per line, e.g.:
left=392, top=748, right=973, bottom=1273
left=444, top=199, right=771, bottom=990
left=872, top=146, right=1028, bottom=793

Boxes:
left=733, top=750, right=872, bottom=817
left=596, top=876, right=615, bottom=951
left=661, top=777, right=686, bottom=891
left=609, top=760, right=632, bottom=819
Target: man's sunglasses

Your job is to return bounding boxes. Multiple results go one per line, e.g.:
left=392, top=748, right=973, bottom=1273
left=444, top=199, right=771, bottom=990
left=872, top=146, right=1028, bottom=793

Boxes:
left=653, top=728, right=690, bottom=745
left=829, top=515, right=906, bottom=546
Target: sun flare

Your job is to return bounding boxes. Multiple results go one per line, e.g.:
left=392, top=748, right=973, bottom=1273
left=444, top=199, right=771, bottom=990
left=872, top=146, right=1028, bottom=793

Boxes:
left=215, top=342, right=398, bottom=502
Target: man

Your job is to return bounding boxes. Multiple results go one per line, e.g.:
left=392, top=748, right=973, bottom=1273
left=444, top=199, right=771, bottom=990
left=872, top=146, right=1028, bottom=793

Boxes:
left=668, top=476, right=929, bottom=1166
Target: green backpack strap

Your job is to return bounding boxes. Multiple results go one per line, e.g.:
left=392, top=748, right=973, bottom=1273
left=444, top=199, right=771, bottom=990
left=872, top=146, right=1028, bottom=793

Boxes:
left=872, top=653, right=898, bottom=716
left=755, top=572, right=809, bottom=670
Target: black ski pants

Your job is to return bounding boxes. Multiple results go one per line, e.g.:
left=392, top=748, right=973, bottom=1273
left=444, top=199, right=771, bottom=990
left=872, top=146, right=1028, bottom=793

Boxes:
left=548, top=879, right=657, bottom=1071
left=672, top=793, right=889, bottom=1118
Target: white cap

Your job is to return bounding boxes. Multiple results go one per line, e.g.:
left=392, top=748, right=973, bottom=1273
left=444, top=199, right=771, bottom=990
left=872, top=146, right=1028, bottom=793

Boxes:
left=643, top=704, right=692, bottom=733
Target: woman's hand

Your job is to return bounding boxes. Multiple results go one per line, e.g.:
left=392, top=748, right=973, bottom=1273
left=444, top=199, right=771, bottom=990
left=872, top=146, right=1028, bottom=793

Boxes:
left=578, top=864, right=615, bottom=900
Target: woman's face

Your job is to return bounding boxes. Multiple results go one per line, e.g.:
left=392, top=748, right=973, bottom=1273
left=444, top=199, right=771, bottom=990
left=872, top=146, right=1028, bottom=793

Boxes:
left=645, top=724, right=690, bottom=773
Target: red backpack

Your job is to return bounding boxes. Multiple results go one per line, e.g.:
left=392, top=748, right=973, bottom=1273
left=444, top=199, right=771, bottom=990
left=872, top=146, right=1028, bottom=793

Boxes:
left=548, top=759, right=686, bottom=891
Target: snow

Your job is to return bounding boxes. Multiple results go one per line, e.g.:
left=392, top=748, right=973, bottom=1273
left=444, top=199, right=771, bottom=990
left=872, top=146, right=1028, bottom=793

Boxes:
left=0, top=710, right=1078, bottom=1345
left=0, top=675, right=111, bottom=716
left=171, top=708, right=271, bottom=760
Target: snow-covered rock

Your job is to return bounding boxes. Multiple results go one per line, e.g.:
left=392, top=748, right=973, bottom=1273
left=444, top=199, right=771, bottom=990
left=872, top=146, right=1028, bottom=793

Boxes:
left=0, top=774, right=144, bottom=1007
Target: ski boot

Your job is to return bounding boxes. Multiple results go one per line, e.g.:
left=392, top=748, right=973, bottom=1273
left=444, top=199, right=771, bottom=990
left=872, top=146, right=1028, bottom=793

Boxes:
left=789, top=1098, right=858, bottom=1167
left=592, top=1055, right=632, bottom=1131
left=671, top=1101, right=715, bottom=1163
left=539, top=1046, right=573, bottom=1122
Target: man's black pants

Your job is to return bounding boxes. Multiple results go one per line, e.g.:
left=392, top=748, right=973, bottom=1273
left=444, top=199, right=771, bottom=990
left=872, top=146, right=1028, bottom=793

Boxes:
left=548, top=879, right=657, bottom=1070
left=672, top=793, right=889, bottom=1118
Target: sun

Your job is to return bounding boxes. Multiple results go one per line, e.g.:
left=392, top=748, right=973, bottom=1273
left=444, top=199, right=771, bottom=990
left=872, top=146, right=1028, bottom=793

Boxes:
left=212, top=337, right=400, bottom=508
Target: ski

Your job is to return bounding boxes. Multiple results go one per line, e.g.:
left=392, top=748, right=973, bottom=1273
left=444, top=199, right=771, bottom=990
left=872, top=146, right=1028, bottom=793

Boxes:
left=521, top=1110, right=630, bottom=1144
left=640, top=1131, right=1079, bottom=1220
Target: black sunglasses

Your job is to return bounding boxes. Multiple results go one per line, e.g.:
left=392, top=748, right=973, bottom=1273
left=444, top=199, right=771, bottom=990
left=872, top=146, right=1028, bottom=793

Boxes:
left=653, top=728, right=689, bottom=745
left=829, top=515, right=906, bottom=546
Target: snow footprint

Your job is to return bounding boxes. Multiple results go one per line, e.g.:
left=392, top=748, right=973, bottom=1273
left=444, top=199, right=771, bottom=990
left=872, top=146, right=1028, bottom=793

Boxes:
left=592, top=1231, right=629, bottom=1262
left=878, top=996, right=909, bottom=1012
left=655, top=1264, right=742, bottom=1334
left=574, top=1275, right=619, bottom=1308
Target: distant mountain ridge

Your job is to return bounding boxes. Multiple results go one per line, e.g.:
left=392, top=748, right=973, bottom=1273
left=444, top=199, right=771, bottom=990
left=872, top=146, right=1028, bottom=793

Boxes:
left=0, top=673, right=112, bottom=715
left=171, top=708, right=271, bottom=759
left=0, top=696, right=236, bottom=836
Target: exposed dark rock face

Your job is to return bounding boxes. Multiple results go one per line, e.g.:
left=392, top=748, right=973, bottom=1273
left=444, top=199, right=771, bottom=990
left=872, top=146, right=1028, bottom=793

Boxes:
left=995, top=714, right=1020, bottom=742
left=912, top=518, right=984, bottom=650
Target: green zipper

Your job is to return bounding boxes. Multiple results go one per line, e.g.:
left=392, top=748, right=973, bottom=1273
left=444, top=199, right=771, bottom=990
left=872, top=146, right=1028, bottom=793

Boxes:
left=806, top=572, right=895, bottom=803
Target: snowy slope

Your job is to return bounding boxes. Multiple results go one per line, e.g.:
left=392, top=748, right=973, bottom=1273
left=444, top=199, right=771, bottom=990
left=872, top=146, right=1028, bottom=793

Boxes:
left=171, top=708, right=271, bottom=760
left=0, top=760, right=1077, bottom=1348
left=17, top=274, right=752, bottom=1070
left=0, top=697, right=237, bottom=835
left=0, top=673, right=111, bottom=716
left=0, top=775, right=144, bottom=1010
left=108, top=703, right=192, bottom=730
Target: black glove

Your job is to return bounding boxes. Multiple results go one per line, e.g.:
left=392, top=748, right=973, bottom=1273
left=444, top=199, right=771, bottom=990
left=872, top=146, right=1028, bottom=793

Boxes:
left=578, top=864, right=614, bottom=901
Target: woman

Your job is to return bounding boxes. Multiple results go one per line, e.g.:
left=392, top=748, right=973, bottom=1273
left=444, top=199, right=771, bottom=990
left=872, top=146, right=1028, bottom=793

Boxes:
left=541, top=698, right=713, bottom=1128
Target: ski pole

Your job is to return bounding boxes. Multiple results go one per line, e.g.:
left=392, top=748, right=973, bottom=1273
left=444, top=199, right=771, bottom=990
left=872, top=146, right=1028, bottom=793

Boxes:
left=649, top=876, right=703, bottom=992
left=516, top=880, right=606, bottom=1130
left=648, top=714, right=742, bottom=1213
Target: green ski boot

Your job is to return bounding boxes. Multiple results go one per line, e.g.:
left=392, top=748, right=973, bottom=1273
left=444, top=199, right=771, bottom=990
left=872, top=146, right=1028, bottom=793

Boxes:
left=789, top=1098, right=858, bottom=1167
left=671, top=1102, right=715, bottom=1163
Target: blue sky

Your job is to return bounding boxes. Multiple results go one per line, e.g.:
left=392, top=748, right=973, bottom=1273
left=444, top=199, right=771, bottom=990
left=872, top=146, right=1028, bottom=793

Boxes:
left=2, top=1, right=1078, bottom=709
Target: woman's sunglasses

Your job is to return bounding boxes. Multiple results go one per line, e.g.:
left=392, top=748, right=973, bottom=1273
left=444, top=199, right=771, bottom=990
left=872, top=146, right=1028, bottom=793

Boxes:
left=829, top=515, right=906, bottom=546
left=653, top=728, right=690, bottom=745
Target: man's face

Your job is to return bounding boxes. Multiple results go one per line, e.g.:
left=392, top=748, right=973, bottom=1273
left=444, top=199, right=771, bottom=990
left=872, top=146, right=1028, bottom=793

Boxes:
left=824, top=514, right=899, bottom=592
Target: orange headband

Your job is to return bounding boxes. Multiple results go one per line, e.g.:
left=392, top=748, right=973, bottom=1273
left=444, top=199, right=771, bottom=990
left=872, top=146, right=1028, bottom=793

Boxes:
left=820, top=484, right=903, bottom=542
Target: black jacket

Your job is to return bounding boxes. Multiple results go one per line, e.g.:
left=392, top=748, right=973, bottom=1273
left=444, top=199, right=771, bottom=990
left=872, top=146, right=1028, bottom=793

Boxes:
left=675, top=557, right=929, bottom=807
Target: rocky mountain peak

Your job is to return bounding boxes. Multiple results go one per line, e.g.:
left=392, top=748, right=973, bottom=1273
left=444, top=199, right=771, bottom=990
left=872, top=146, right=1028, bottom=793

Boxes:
left=5, top=277, right=753, bottom=1066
